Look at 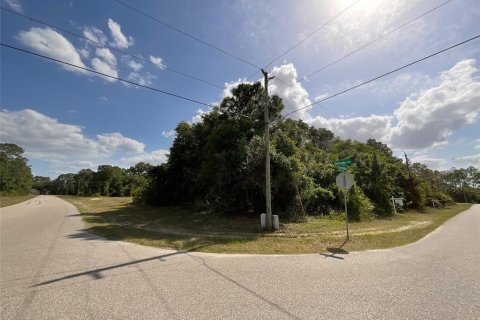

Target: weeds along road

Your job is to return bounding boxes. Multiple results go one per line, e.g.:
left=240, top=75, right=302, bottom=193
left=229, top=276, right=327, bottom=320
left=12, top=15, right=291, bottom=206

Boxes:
left=1, top=196, right=479, bottom=320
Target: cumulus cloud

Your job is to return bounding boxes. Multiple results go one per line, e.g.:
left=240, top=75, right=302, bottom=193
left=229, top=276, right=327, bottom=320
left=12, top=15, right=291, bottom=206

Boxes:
left=82, top=26, right=108, bottom=45
left=161, top=130, right=176, bottom=139
left=4, top=0, right=23, bottom=12
left=452, top=154, right=480, bottom=167
left=0, top=109, right=145, bottom=159
left=221, top=64, right=313, bottom=120
left=126, top=72, right=155, bottom=86
left=126, top=59, right=143, bottom=72
left=308, top=59, right=480, bottom=148
left=222, top=78, right=253, bottom=99
left=410, top=156, right=447, bottom=170
left=95, top=48, right=116, bottom=66
left=108, top=18, right=134, bottom=49
left=96, top=133, right=144, bottom=154
left=149, top=55, right=166, bottom=69
left=310, top=114, right=393, bottom=142
left=389, top=59, right=480, bottom=149
left=0, top=109, right=167, bottom=174
left=269, top=63, right=313, bottom=120
left=91, top=57, right=118, bottom=81
left=17, top=27, right=87, bottom=74
left=119, top=149, right=169, bottom=167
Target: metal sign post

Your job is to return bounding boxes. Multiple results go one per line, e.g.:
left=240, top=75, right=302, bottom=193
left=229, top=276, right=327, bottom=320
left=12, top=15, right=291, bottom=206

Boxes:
left=336, top=171, right=354, bottom=240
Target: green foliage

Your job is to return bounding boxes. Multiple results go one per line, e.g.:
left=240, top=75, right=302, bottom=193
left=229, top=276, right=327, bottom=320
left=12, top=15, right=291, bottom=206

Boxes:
left=0, top=143, right=33, bottom=195
left=36, top=83, right=478, bottom=223
left=346, top=185, right=374, bottom=221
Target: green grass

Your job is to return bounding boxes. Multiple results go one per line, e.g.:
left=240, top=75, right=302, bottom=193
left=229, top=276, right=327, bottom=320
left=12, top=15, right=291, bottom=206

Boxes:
left=60, top=195, right=472, bottom=254
left=0, top=195, right=37, bottom=208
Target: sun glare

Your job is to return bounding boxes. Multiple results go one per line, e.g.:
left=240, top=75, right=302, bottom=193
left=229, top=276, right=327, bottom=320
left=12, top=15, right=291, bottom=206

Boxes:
left=337, top=0, right=382, bottom=15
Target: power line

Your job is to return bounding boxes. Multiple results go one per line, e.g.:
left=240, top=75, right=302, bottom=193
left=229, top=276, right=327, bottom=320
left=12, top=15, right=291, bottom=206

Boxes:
left=263, top=0, right=362, bottom=72
left=1, top=43, right=214, bottom=107
left=245, top=0, right=362, bottom=81
left=269, top=0, right=454, bottom=105
left=113, top=0, right=261, bottom=70
left=283, top=34, right=480, bottom=118
left=303, top=0, right=454, bottom=81
left=1, top=7, right=224, bottom=89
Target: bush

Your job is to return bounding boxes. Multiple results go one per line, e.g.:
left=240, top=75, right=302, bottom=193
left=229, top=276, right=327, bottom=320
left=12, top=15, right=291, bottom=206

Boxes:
left=346, top=186, right=374, bottom=221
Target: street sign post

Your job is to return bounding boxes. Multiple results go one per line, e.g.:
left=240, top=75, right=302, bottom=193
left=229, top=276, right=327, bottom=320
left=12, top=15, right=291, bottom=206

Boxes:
left=336, top=171, right=354, bottom=240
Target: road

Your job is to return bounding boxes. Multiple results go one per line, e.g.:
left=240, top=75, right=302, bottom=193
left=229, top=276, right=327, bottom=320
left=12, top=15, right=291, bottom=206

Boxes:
left=1, top=196, right=479, bottom=319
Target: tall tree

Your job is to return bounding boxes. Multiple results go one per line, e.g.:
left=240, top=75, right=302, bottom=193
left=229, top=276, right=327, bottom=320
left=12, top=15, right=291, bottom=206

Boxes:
left=0, top=143, right=33, bottom=195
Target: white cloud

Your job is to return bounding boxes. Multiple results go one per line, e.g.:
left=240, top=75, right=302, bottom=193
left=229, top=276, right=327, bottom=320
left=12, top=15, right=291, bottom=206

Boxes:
left=452, top=154, right=480, bottom=167
left=127, top=59, right=143, bottom=72
left=99, top=96, right=108, bottom=102
left=95, top=48, right=116, bottom=66
left=190, top=108, right=211, bottom=124
left=17, top=27, right=87, bottom=74
left=126, top=72, right=155, bottom=86
left=91, top=57, right=118, bottom=81
left=222, top=78, right=253, bottom=99
left=82, top=26, right=108, bottom=45
left=269, top=63, right=313, bottom=120
left=310, top=114, right=393, bottom=142
left=307, top=59, right=480, bottom=149
left=390, top=59, right=480, bottom=149
left=475, top=139, right=480, bottom=150
left=410, top=156, right=447, bottom=170
left=108, top=18, right=134, bottom=49
left=0, top=109, right=145, bottom=158
left=149, top=55, right=166, bottom=69
left=161, top=130, right=176, bottom=139
left=119, top=149, right=169, bottom=167
left=0, top=109, right=152, bottom=174
left=78, top=48, right=90, bottom=59
left=96, top=133, right=144, bottom=154
left=221, top=64, right=313, bottom=120
left=4, top=0, right=23, bottom=12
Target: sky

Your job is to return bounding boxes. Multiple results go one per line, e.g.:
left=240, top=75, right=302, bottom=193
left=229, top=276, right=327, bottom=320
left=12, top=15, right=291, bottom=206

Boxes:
left=1, top=0, right=479, bottom=178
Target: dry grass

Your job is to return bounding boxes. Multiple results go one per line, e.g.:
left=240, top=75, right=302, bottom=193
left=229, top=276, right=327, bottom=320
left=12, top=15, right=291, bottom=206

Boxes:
left=60, top=195, right=472, bottom=254
left=0, top=195, right=37, bottom=208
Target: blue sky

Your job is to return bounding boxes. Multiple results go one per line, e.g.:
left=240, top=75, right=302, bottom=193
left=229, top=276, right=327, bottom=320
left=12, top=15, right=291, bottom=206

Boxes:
left=1, top=0, right=479, bottom=178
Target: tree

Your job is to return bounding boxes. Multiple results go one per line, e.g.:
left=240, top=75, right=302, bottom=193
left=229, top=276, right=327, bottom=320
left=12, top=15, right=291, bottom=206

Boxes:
left=0, top=143, right=33, bottom=195
left=32, top=176, right=52, bottom=194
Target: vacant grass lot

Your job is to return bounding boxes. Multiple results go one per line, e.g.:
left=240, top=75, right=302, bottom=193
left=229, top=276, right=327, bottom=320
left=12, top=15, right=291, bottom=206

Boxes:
left=61, top=196, right=472, bottom=254
left=0, top=195, right=37, bottom=208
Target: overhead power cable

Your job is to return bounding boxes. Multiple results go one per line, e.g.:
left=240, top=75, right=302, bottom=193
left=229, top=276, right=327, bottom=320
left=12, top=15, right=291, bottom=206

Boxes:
left=113, top=0, right=261, bottom=70
left=302, top=0, right=454, bottom=81
left=271, top=0, right=454, bottom=89
left=1, top=7, right=224, bottom=89
left=1, top=43, right=214, bottom=107
left=283, top=34, right=480, bottom=118
left=245, top=0, right=362, bottom=81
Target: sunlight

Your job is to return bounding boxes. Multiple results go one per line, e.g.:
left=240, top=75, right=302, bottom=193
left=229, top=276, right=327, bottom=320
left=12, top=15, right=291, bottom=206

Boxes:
left=337, top=0, right=382, bottom=15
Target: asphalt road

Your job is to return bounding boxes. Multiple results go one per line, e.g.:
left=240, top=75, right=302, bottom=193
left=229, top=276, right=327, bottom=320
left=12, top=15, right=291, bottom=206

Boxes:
left=1, top=196, right=479, bottom=320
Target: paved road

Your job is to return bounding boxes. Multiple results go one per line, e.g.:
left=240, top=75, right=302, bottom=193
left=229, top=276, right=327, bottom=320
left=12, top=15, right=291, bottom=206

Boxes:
left=1, top=196, right=479, bottom=319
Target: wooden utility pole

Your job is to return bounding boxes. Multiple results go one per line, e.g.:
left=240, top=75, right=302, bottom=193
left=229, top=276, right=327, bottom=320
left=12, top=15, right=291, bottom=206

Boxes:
left=262, top=69, right=274, bottom=231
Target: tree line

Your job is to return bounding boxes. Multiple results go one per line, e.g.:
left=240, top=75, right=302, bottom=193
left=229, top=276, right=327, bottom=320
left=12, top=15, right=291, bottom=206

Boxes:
left=2, top=82, right=479, bottom=220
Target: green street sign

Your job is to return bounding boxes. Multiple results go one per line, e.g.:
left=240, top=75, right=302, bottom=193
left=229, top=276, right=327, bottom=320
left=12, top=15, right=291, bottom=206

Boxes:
left=334, top=159, right=353, bottom=171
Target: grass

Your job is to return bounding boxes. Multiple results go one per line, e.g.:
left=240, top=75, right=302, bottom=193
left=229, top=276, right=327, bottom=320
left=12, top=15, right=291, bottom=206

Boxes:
left=0, top=195, right=37, bottom=208
left=60, top=195, right=473, bottom=254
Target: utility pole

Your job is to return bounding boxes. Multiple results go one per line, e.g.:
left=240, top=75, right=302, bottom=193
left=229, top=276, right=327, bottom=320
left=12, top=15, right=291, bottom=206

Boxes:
left=262, top=69, right=274, bottom=231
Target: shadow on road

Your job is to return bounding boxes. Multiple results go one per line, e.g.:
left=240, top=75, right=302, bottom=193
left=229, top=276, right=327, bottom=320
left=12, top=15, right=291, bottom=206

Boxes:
left=319, top=239, right=350, bottom=260
left=189, top=254, right=303, bottom=320
left=32, top=247, right=203, bottom=287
